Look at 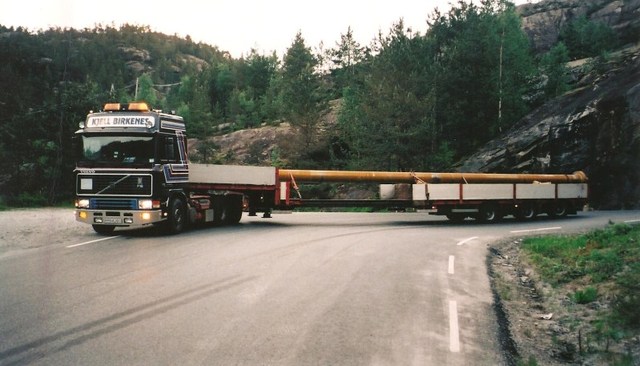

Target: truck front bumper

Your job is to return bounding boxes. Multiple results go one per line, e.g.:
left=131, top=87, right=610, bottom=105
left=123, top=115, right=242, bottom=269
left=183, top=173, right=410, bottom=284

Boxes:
left=75, top=209, right=164, bottom=227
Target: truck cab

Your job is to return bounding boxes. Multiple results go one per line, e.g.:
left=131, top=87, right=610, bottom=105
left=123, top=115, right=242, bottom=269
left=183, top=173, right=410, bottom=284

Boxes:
left=74, top=102, right=189, bottom=234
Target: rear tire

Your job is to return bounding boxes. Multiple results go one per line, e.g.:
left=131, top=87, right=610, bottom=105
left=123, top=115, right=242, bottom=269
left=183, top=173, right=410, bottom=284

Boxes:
left=515, top=204, right=537, bottom=221
left=476, top=204, right=501, bottom=223
left=223, top=195, right=243, bottom=225
left=93, top=225, right=116, bottom=235
left=547, top=202, right=568, bottom=218
left=446, top=213, right=466, bottom=223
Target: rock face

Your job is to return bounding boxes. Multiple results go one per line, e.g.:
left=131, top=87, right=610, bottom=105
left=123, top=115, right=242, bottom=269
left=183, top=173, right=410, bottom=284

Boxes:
left=459, top=46, right=640, bottom=209
left=518, top=0, right=640, bottom=53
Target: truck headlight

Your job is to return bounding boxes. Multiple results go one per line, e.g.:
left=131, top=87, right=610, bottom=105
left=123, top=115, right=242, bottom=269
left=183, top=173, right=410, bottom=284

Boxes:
left=138, top=199, right=160, bottom=210
left=139, top=199, right=153, bottom=210
left=76, top=199, right=90, bottom=209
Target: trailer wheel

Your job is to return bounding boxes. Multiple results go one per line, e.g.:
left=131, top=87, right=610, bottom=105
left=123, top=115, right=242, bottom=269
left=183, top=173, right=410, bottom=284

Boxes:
left=515, top=204, right=537, bottom=221
left=223, top=195, right=243, bottom=225
left=166, top=198, right=187, bottom=234
left=547, top=202, right=568, bottom=218
left=92, top=225, right=116, bottom=235
left=476, top=204, right=501, bottom=223
left=446, top=213, right=466, bottom=223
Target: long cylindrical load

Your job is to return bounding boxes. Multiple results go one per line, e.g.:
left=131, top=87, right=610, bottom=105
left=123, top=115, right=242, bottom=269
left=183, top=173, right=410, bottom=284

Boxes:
left=279, top=169, right=588, bottom=184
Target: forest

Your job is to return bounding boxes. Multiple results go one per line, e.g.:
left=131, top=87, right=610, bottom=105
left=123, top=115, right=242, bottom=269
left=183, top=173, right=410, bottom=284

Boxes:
left=0, top=0, right=621, bottom=206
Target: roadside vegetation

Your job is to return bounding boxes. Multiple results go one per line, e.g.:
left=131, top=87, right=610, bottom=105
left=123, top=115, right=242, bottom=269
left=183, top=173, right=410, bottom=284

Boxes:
left=507, top=223, right=640, bottom=365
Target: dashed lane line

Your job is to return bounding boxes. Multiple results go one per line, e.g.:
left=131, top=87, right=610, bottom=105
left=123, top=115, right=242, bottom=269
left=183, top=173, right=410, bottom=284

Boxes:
left=449, top=300, right=461, bottom=353
left=448, top=255, right=455, bottom=275
left=66, top=236, right=120, bottom=248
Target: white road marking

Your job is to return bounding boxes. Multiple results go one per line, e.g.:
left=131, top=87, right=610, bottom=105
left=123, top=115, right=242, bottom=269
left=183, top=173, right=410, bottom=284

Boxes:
left=448, top=255, right=455, bottom=275
left=449, top=300, right=461, bottom=353
left=624, top=219, right=640, bottom=224
left=510, top=226, right=561, bottom=234
left=66, top=236, right=119, bottom=248
left=456, top=236, right=478, bottom=246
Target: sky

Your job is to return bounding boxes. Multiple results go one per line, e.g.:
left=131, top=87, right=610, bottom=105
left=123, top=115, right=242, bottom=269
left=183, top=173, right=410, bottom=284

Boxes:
left=1, top=0, right=535, bottom=58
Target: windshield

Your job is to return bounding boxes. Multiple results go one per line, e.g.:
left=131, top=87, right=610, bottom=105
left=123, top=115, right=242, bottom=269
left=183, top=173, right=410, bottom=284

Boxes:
left=80, top=135, right=155, bottom=166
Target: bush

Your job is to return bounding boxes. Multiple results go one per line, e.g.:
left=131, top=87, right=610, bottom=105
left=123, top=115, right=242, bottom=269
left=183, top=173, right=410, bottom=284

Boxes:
left=8, top=192, right=48, bottom=207
left=573, top=286, right=598, bottom=304
left=613, top=263, right=640, bottom=328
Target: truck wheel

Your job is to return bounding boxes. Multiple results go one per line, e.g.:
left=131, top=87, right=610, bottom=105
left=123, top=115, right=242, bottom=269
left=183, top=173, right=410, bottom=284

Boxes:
left=223, top=195, right=243, bottom=225
left=166, top=198, right=187, bottom=234
left=515, top=204, right=537, bottom=221
left=547, top=202, right=568, bottom=218
left=446, top=213, right=466, bottom=223
left=93, top=225, right=116, bottom=235
left=476, top=204, right=501, bottom=223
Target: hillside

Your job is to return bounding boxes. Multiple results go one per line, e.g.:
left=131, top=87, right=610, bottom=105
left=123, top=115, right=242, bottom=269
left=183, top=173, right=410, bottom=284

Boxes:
left=459, top=43, right=640, bottom=209
left=1, top=0, right=639, bottom=207
left=459, top=0, right=640, bottom=209
left=206, top=0, right=640, bottom=209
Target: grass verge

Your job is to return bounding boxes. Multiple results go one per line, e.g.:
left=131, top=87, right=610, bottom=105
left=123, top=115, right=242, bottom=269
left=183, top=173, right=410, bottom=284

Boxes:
left=520, top=222, right=640, bottom=364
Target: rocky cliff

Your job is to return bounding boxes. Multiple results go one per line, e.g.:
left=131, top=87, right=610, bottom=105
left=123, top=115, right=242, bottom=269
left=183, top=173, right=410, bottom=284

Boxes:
left=459, top=44, right=640, bottom=209
left=459, top=0, right=640, bottom=209
left=518, top=0, right=640, bottom=53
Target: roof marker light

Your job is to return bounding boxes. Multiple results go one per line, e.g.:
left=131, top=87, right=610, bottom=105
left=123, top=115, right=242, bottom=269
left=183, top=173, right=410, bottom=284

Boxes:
left=103, top=103, right=121, bottom=111
left=128, top=102, right=150, bottom=111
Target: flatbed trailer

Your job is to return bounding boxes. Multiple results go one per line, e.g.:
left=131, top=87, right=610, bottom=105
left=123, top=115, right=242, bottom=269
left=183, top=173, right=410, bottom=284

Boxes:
left=74, top=102, right=588, bottom=234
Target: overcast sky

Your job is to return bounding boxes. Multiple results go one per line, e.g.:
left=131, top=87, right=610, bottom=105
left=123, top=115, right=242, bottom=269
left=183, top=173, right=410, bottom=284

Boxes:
left=1, top=0, right=535, bottom=58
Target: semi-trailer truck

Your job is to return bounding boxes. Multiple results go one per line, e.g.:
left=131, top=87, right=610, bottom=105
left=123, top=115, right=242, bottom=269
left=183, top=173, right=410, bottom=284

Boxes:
left=74, top=102, right=588, bottom=234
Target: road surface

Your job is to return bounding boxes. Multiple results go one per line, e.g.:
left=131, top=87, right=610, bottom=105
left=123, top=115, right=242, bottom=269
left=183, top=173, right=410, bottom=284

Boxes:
left=1, top=209, right=639, bottom=365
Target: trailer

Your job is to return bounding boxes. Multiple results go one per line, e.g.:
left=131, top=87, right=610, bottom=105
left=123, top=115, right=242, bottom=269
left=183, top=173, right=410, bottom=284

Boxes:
left=74, top=102, right=588, bottom=234
left=277, top=169, right=588, bottom=222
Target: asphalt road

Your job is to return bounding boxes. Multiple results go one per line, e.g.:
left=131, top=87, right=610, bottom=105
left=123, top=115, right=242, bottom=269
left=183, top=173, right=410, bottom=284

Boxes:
left=1, top=210, right=639, bottom=365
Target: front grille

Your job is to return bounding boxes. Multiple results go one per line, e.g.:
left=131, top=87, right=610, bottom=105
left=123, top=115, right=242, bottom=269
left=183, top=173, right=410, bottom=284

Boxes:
left=90, top=198, right=137, bottom=210
left=77, top=174, right=152, bottom=196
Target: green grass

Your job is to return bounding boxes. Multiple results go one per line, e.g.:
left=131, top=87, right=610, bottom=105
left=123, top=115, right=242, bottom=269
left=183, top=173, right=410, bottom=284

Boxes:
left=522, top=223, right=640, bottom=330
left=523, top=224, right=640, bottom=286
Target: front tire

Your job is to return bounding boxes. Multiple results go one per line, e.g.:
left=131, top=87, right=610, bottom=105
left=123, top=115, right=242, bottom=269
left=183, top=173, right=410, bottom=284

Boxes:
left=166, top=198, right=187, bottom=234
left=93, top=225, right=116, bottom=235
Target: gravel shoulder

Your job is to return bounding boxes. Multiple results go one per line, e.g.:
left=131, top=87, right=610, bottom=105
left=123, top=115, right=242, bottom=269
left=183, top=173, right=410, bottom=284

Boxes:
left=0, top=207, right=83, bottom=257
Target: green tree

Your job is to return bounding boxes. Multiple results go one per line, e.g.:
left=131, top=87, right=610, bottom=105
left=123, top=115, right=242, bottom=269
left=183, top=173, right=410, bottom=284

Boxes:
left=540, top=42, right=570, bottom=98
left=428, top=0, right=534, bottom=157
left=559, top=15, right=618, bottom=60
left=136, top=73, right=158, bottom=105
left=280, top=32, right=327, bottom=150
left=330, top=26, right=366, bottom=94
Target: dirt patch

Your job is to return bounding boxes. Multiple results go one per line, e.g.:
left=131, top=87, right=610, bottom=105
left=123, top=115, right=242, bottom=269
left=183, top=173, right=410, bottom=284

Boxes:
left=489, top=239, right=640, bottom=365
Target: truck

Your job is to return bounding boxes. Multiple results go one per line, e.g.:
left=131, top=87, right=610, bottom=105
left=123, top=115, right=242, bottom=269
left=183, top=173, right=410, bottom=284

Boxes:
left=74, top=102, right=588, bottom=234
